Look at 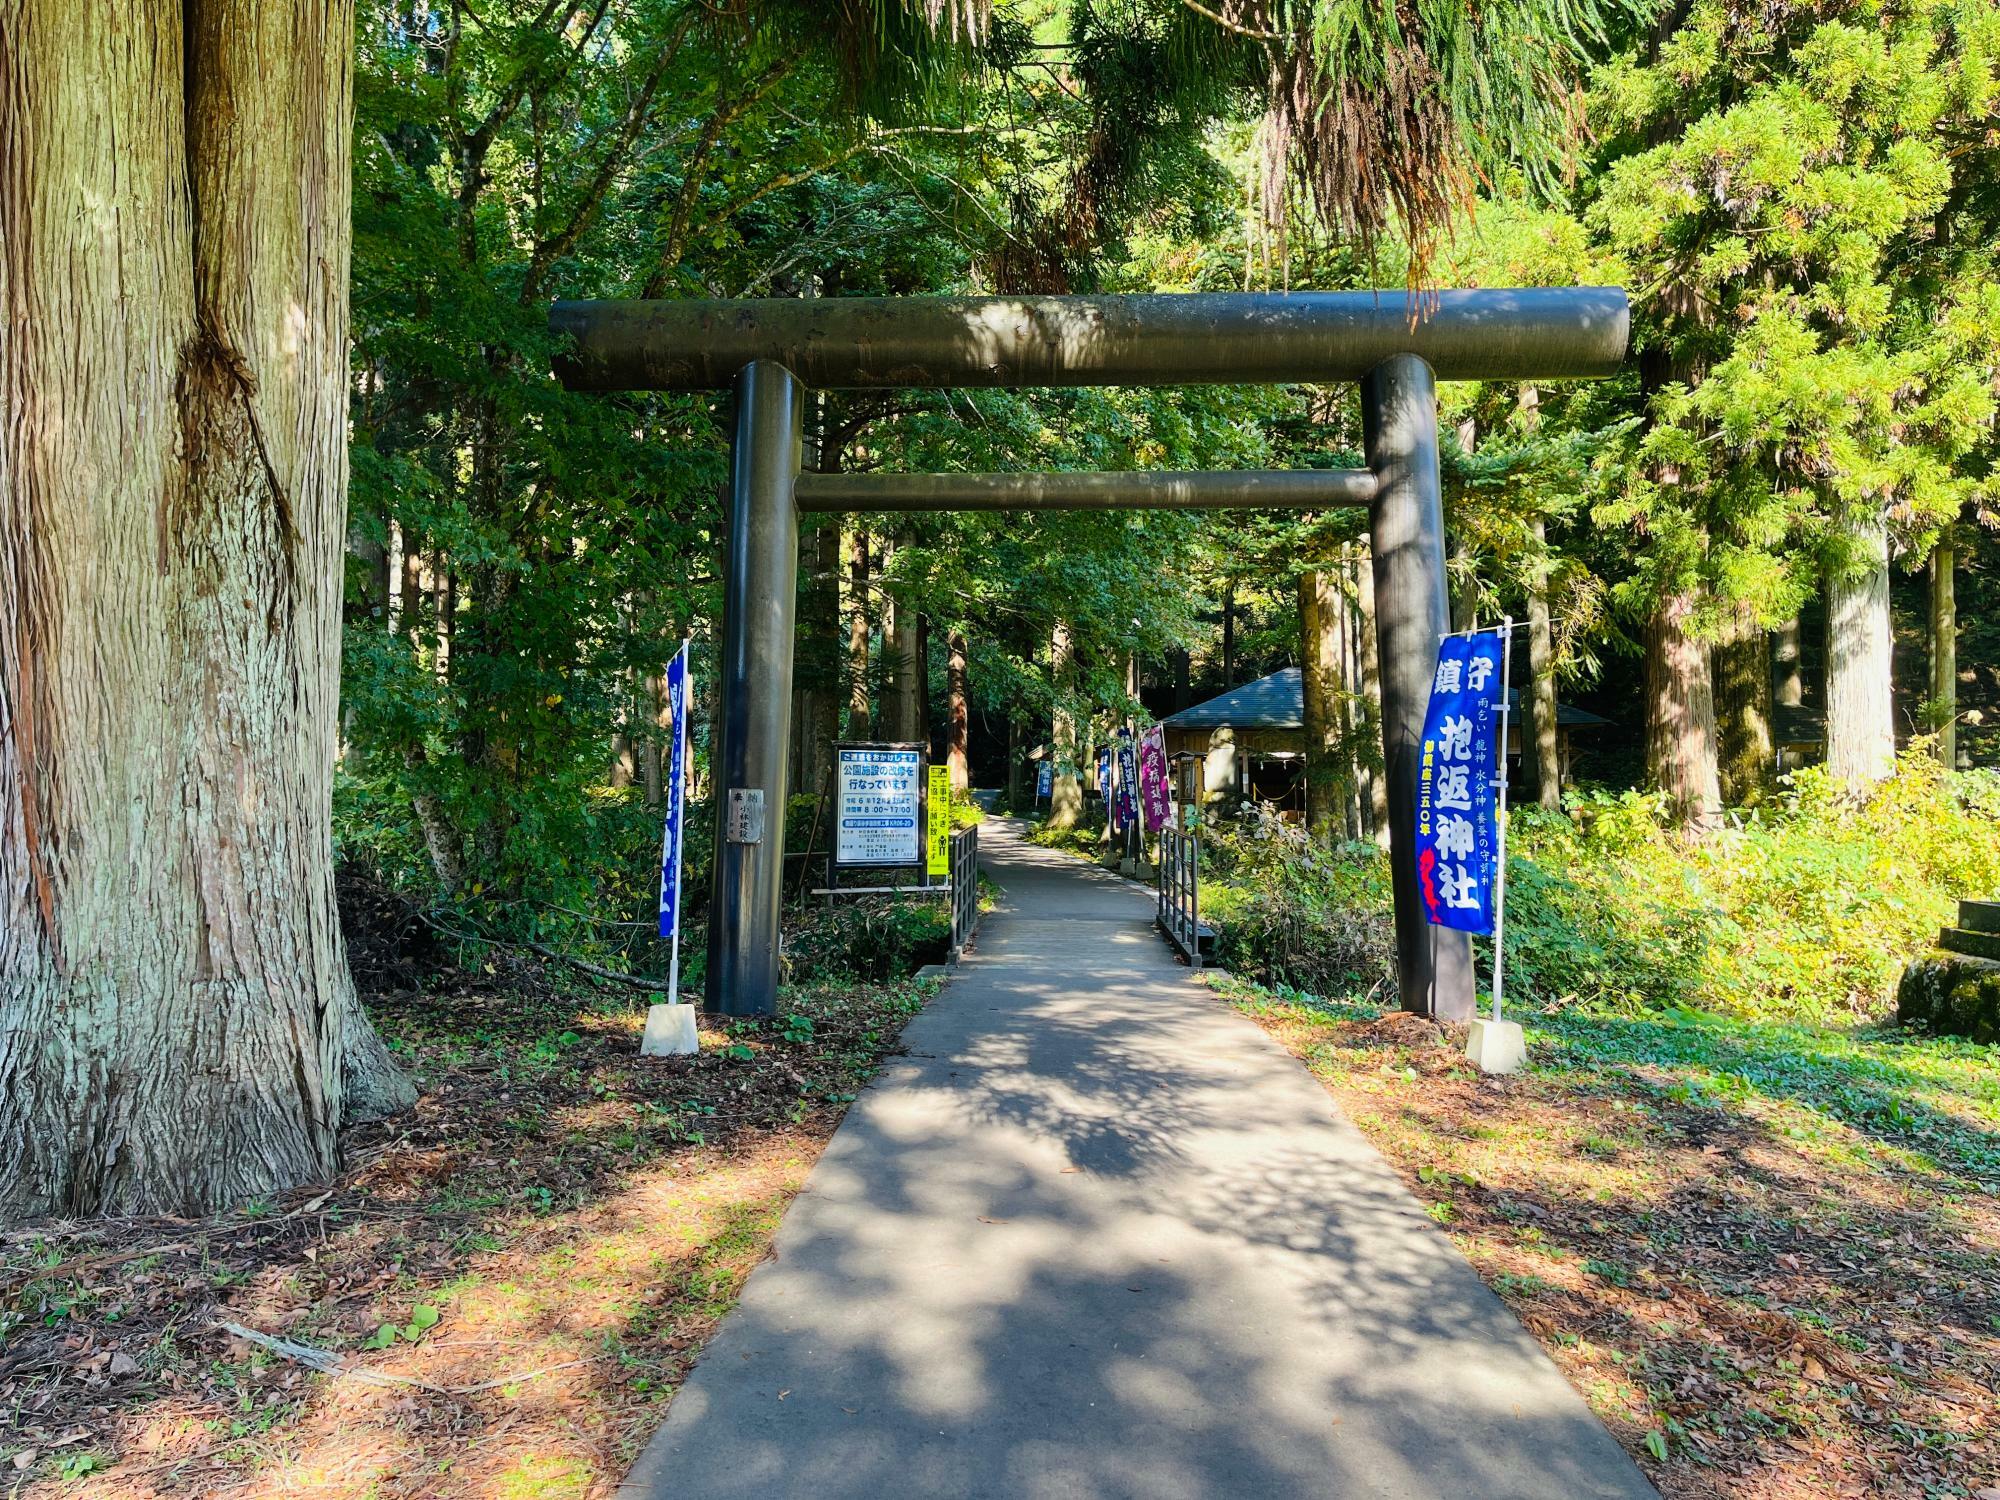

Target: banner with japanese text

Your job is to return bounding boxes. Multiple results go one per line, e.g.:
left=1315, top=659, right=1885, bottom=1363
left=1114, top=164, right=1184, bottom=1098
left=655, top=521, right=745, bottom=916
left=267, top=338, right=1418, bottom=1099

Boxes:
left=1098, top=749, right=1118, bottom=831
left=1415, top=630, right=1506, bottom=935
left=656, top=641, right=691, bottom=942
left=1114, top=731, right=1140, bottom=832
left=1136, top=725, right=1171, bottom=832
left=926, top=765, right=950, bottom=877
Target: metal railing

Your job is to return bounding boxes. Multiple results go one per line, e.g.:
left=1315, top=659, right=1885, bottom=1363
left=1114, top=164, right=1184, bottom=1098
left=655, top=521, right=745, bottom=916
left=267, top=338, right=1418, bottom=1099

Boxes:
left=949, top=823, right=980, bottom=957
left=1157, top=828, right=1201, bottom=968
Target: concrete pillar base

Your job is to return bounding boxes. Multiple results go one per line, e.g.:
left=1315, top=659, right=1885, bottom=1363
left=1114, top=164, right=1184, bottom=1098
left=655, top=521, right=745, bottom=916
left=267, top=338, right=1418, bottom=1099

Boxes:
left=641, top=1003, right=701, bottom=1057
left=1465, top=1017, right=1527, bottom=1075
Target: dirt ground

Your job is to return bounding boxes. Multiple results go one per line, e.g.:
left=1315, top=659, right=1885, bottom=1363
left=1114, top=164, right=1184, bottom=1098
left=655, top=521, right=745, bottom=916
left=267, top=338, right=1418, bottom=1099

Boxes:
left=1230, top=981, right=2000, bottom=1500
left=0, top=965, right=933, bottom=1498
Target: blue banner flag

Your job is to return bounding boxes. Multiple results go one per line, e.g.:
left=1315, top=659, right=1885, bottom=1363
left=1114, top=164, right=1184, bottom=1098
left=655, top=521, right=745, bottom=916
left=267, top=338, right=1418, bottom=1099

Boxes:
left=657, top=642, right=691, bottom=943
left=1098, top=748, right=1117, bottom=830
left=1036, top=760, right=1053, bottom=799
left=1415, top=629, right=1506, bottom=935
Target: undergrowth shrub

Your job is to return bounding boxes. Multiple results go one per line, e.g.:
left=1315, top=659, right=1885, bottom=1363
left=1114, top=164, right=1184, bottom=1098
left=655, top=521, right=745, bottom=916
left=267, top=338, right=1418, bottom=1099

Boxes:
left=787, top=898, right=950, bottom=983
left=1200, top=810, right=1394, bottom=997
left=1199, top=755, right=2000, bottom=1025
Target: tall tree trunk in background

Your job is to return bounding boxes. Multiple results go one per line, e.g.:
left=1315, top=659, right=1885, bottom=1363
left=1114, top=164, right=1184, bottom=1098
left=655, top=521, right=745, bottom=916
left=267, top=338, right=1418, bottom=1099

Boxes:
left=1171, top=647, right=1191, bottom=712
left=1048, top=621, right=1083, bottom=828
left=1356, top=548, right=1389, bottom=845
left=1220, top=583, right=1236, bottom=687
left=1, top=0, right=413, bottom=1218
left=1299, top=569, right=1342, bottom=844
left=1825, top=516, right=1897, bottom=788
left=790, top=518, right=840, bottom=801
left=1522, top=517, right=1562, bottom=809
left=1336, top=557, right=1362, bottom=839
left=640, top=665, right=665, bottom=807
left=946, top=630, right=970, bottom=792
left=1773, top=615, right=1804, bottom=707
left=1007, top=715, right=1024, bottom=812
left=1712, top=600, right=1774, bottom=804
left=846, top=526, right=871, bottom=739
left=883, top=559, right=921, bottom=743
left=1930, top=539, right=1957, bottom=767
left=1644, top=593, right=1722, bottom=832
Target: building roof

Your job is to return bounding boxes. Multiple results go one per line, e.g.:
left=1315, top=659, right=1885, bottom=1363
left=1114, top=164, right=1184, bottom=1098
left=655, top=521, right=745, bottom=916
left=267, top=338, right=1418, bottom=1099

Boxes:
left=1161, top=667, right=1613, bottom=732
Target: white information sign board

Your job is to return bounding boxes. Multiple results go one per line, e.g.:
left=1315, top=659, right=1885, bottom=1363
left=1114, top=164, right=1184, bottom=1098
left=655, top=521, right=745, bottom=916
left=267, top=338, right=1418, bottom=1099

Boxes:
left=834, top=745, right=924, bottom=867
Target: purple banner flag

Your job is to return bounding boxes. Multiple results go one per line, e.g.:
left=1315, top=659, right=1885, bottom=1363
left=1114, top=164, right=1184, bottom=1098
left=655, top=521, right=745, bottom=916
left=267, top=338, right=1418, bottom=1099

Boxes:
left=1137, top=725, right=1171, bottom=832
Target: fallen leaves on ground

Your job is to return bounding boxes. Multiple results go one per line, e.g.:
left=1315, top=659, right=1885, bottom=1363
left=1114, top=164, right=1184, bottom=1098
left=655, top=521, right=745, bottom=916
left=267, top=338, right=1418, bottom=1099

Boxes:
left=0, top=969, right=932, bottom=1497
left=1226, top=979, right=2000, bottom=1500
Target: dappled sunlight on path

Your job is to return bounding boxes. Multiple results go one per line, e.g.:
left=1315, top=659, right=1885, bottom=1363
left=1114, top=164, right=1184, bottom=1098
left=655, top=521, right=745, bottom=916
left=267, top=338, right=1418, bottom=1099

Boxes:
left=621, top=816, right=1655, bottom=1500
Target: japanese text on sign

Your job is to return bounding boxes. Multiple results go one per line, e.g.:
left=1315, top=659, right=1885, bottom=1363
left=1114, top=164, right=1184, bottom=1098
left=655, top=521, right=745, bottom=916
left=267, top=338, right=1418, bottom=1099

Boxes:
left=927, top=765, right=950, bottom=876
left=835, top=746, right=923, bottom=867
left=1415, top=631, right=1506, bottom=935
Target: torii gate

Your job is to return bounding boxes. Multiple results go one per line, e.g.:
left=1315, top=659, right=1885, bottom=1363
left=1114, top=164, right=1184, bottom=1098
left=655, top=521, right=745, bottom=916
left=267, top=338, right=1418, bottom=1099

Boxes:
left=552, top=289, right=1629, bottom=1020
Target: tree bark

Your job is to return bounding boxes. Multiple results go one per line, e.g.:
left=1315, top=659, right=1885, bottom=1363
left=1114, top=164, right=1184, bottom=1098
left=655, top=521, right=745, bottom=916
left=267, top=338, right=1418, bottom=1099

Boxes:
left=1644, top=593, right=1723, bottom=832
left=1825, top=514, right=1897, bottom=788
left=883, top=555, right=921, bottom=743
left=1521, top=517, right=1562, bottom=809
left=946, top=629, right=970, bottom=793
left=1772, top=615, right=1804, bottom=707
left=1712, top=599, right=1774, bottom=804
left=1220, top=582, right=1236, bottom=687
left=1006, top=714, right=1024, bottom=812
left=846, top=525, right=871, bottom=739
left=790, top=517, right=840, bottom=800
left=1, top=0, right=412, bottom=1218
left=1930, top=539, right=1957, bottom=767
left=1299, top=569, right=1342, bottom=844
left=1048, top=621, right=1082, bottom=829
left=1355, top=547, right=1389, bottom=845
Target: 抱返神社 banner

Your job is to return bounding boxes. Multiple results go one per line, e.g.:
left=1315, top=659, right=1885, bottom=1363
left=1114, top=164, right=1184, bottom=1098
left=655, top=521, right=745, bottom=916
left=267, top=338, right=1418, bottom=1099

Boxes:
left=656, top=641, right=690, bottom=941
left=1415, top=629, right=1506, bottom=935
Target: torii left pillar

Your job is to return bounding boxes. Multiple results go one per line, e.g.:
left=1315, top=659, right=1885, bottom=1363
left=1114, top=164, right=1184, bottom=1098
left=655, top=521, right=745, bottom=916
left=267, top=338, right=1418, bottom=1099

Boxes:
left=705, top=361, right=803, bottom=1014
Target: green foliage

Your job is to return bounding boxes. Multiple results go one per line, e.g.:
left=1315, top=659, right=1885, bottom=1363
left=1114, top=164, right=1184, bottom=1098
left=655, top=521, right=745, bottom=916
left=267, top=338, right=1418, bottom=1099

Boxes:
left=1200, top=810, right=1394, bottom=996
left=786, top=899, right=951, bottom=984
left=1202, top=756, right=2000, bottom=1025
left=363, top=1303, right=441, bottom=1350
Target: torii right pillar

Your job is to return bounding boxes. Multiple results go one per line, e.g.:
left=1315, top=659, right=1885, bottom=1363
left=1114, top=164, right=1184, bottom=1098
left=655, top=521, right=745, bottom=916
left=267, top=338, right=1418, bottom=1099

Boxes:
left=1363, top=353, right=1476, bottom=1021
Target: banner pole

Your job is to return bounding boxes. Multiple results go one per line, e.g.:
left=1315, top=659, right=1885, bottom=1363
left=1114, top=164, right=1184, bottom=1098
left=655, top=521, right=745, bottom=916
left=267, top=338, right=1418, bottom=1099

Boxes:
left=666, top=637, right=691, bottom=1010
left=1490, top=618, right=1515, bottom=1024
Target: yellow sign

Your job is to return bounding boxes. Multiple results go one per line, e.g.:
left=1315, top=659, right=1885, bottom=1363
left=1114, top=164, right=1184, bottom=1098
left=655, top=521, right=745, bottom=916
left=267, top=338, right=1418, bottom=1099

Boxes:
left=926, top=766, right=951, bottom=876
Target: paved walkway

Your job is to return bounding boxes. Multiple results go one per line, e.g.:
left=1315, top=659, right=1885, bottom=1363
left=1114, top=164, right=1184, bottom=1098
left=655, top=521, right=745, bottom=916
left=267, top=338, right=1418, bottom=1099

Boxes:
left=622, top=818, right=1655, bottom=1500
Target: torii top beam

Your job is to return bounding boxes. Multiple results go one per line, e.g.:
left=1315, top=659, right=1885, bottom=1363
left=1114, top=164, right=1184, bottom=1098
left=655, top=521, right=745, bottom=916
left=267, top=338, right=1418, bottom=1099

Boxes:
left=551, top=289, right=1630, bottom=392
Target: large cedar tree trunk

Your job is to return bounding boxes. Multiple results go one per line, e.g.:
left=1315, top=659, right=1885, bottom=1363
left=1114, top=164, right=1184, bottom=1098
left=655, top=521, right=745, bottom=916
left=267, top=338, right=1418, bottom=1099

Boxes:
left=1773, top=616, right=1804, bottom=708
left=1644, top=593, right=1722, bottom=831
left=1, top=0, right=413, bottom=1218
left=1930, top=540, right=1956, bottom=767
left=1520, top=517, right=1562, bottom=809
left=846, top=527, right=871, bottom=738
left=1712, top=599, right=1774, bottom=804
left=1048, top=621, right=1083, bottom=828
left=1355, top=548, right=1389, bottom=844
left=1298, top=569, right=1342, bottom=844
left=1825, top=516, right=1897, bottom=788
left=946, top=630, right=970, bottom=792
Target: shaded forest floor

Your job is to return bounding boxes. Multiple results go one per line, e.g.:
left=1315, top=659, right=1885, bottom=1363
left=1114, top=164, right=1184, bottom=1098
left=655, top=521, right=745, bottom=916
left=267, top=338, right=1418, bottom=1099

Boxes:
left=1223, top=975, right=2000, bottom=1499
left=0, top=962, right=935, bottom=1498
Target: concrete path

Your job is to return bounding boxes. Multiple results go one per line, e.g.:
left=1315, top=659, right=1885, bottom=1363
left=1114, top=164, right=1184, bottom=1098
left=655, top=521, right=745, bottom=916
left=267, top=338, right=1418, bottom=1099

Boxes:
left=622, top=818, right=1655, bottom=1500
